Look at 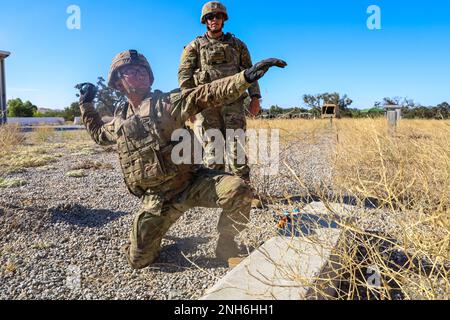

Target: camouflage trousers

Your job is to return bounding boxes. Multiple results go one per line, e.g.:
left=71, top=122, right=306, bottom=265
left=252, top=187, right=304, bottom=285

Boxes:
left=123, top=169, right=253, bottom=269
left=193, top=98, right=250, bottom=179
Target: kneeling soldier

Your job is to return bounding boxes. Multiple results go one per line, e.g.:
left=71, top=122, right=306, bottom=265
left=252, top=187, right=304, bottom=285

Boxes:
left=77, top=49, right=286, bottom=269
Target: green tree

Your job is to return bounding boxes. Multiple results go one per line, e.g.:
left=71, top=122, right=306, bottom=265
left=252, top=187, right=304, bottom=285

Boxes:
left=269, top=105, right=284, bottom=116
left=34, top=109, right=66, bottom=118
left=302, top=94, right=323, bottom=116
left=62, top=102, right=81, bottom=121
left=7, top=98, right=37, bottom=117
left=302, top=92, right=353, bottom=117
left=435, top=102, right=450, bottom=119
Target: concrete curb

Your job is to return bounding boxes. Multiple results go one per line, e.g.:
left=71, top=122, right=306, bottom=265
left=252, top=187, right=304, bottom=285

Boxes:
left=201, top=228, right=342, bottom=300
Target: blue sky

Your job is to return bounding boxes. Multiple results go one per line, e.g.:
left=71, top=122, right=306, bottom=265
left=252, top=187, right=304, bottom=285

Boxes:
left=1, top=0, right=449, bottom=109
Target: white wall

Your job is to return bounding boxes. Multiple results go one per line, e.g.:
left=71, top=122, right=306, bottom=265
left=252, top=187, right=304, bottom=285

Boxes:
left=7, top=117, right=66, bottom=126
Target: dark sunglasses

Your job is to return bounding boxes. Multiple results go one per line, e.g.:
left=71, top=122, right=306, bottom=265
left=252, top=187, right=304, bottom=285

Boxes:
left=205, top=13, right=224, bottom=21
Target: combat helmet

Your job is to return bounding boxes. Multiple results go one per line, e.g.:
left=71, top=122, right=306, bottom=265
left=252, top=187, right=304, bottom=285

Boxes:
left=201, top=1, right=228, bottom=24
left=107, top=49, right=154, bottom=90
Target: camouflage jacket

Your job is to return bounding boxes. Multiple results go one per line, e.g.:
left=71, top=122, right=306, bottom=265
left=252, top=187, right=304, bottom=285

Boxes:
left=178, top=32, right=261, bottom=99
left=80, top=72, right=251, bottom=200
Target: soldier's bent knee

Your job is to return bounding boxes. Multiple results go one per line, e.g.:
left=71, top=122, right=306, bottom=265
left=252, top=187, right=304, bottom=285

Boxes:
left=219, top=177, right=252, bottom=209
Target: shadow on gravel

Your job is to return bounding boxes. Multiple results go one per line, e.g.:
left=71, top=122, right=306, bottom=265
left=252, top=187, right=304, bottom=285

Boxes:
left=154, top=236, right=228, bottom=272
left=274, top=194, right=379, bottom=209
left=49, top=203, right=128, bottom=228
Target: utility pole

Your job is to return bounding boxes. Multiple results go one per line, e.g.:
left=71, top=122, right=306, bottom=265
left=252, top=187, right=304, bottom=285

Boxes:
left=0, top=50, right=11, bottom=125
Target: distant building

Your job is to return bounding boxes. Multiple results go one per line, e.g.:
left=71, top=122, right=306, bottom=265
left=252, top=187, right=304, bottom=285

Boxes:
left=73, top=117, right=83, bottom=125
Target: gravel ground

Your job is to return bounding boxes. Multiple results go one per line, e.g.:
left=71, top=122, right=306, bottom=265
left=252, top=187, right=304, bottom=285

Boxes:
left=0, top=129, right=335, bottom=300
left=252, top=130, right=334, bottom=198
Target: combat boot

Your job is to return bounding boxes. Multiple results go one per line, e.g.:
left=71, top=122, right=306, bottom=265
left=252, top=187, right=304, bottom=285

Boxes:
left=121, top=243, right=160, bottom=269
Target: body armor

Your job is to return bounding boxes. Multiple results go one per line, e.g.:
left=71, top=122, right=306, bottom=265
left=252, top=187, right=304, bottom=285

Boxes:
left=115, top=91, right=194, bottom=198
left=193, top=34, right=242, bottom=86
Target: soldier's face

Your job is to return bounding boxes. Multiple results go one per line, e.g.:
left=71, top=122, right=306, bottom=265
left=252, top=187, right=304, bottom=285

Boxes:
left=117, top=65, right=151, bottom=92
left=206, top=13, right=224, bottom=32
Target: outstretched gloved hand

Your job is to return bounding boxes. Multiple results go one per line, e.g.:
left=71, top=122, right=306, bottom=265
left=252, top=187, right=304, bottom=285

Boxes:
left=244, top=58, right=287, bottom=83
left=75, top=83, right=97, bottom=104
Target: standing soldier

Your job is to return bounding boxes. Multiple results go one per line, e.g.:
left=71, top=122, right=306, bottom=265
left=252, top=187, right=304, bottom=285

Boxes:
left=76, top=49, right=286, bottom=269
left=178, top=1, right=262, bottom=183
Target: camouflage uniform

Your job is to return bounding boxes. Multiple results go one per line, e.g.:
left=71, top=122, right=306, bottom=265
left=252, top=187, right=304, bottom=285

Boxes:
left=178, top=9, right=261, bottom=179
left=80, top=67, right=253, bottom=269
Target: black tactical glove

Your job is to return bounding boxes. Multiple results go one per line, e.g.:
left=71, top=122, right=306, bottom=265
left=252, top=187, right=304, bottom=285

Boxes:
left=244, top=58, right=287, bottom=83
left=75, top=82, right=97, bottom=104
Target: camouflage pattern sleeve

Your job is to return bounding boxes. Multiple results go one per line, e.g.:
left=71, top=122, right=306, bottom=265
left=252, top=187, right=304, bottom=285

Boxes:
left=238, top=40, right=262, bottom=99
left=178, top=40, right=199, bottom=90
left=79, top=102, right=117, bottom=146
left=171, top=71, right=251, bottom=123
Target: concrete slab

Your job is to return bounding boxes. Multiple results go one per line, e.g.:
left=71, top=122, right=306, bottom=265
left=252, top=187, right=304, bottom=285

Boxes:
left=201, top=228, right=342, bottom=300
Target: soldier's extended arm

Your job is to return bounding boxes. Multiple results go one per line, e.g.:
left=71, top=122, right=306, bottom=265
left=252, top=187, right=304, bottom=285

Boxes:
left=178, top=42, right=198, bottom=90
left=239, top=42, right=262, bottom=99
left=76, top=83, right=117, bottom=146
left=173, top=59, right=287, bottom=123
left=181, top=71, right=250, bottom=120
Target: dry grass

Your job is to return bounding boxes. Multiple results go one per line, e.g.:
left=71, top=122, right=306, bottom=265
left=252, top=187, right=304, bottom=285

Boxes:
left=0, top=124, right=25, bottom=153
left=0, top=177, right=27, bottom=188
left=0, top=146, right=58, bottom=176
left=323, top=119, right=450, bottom=300
left=0, top=126, right=96, bottom=176
left=66, top=169, right=87, bottom=178
left=60, top=130, right=92, bottom=143
left=30, top=126, right=56, bottom=143
left=3, top=260, right=16, bottom=274
left=332, top=119, right=449, bottom=210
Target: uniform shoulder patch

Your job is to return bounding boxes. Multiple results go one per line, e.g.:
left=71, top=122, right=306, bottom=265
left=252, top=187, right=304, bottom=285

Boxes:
left=183, top=40, right=199, bottom=53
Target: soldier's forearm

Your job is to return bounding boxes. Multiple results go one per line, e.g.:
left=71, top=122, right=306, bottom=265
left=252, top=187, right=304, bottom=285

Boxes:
left=79, top=102, right=116, bottom=146
left=187, top=71, right=251, bottom=113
